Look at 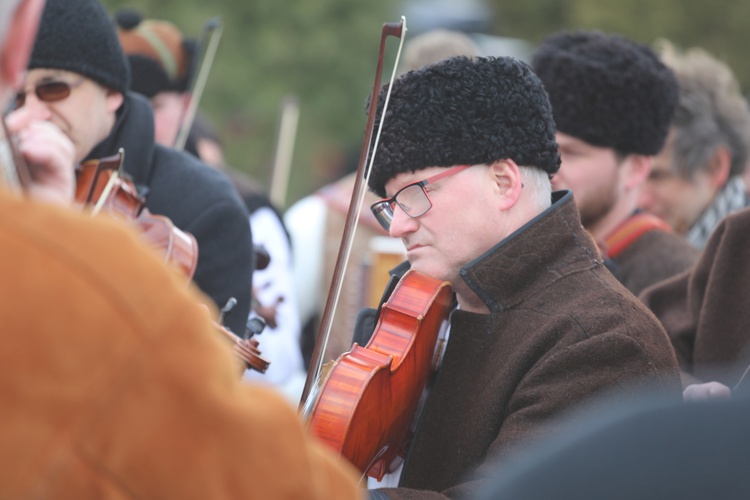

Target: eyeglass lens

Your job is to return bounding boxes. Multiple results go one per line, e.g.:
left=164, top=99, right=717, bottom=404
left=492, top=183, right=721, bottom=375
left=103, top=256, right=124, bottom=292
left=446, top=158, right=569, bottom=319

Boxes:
left=15, top=81, right=76, bottom=109
left=370, top=165, right=472, bottom=232
left=372, top=183, right=432, bottom=232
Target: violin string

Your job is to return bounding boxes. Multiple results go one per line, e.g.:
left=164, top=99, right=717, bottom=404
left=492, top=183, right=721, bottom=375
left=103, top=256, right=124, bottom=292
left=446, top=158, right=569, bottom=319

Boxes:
left=733, top=362, right=750, bottom=392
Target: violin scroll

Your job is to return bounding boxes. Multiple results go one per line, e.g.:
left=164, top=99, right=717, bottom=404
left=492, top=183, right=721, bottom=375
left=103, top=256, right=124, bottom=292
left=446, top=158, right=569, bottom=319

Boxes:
left=214, top=319, right=270, bottom=374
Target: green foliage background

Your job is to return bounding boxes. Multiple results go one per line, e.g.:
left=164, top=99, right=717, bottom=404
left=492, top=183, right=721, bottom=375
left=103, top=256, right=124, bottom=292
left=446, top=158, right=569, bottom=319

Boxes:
left=101, top=0, right=750, bottom=207
left=491, top=0, right=750, bottom=92
left=102, top=0, right=400, bottom=207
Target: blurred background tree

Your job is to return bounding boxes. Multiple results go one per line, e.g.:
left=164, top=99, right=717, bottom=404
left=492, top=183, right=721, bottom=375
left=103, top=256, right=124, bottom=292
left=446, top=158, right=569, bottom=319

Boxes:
left=102, top=0, right=401, bottom=207
left=101, top=0, right=750, bottom=207
left=493, top=0, right=750, bottom=92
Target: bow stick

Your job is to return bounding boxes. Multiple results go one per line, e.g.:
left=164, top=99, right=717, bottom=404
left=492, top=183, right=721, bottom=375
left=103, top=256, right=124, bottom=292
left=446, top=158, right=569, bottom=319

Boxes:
left=300, top=16, right=408, bottom=408
left=174, top=17, right=224, bottom=151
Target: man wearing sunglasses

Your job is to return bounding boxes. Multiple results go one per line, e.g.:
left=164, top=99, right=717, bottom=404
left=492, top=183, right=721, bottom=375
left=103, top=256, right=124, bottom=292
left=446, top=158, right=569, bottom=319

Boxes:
left=530, top=31, right=699, bottom=297
left=364, top=56, right=681, bottom=499
left=16, top=0, right=254, bottom=337
left=0, top=1, right=364, bottom=497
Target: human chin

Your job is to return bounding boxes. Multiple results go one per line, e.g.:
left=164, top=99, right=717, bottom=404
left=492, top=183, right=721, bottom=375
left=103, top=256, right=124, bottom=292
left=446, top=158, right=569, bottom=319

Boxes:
left=407, top=255, right=449, bottom=282
left=406, top=251, right=429, bottom=274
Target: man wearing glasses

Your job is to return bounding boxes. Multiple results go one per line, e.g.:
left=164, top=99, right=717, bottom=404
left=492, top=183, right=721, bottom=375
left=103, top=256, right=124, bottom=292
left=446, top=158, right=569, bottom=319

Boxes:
left=15, top=0, right=254, bottom=337
left=365, top=56, right=682, bottom=499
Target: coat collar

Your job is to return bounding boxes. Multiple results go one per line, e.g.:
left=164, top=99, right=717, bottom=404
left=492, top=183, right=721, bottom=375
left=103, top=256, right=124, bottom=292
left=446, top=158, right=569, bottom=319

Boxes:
left=85, top=92, right=157, bottom=187
left=460, top=190, right=602, bottom=314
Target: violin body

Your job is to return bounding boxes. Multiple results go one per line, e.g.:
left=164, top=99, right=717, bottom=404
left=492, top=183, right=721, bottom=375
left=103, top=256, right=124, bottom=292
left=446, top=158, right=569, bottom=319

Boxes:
left=76, top=155, right=142, bottom=217
left=136, top=209, right=198, bottom=280
left=76, top=154, right=198, bottom=281
left=306, top=270, right=452, bottom=480
left=76, top=153, right=270, bottom=373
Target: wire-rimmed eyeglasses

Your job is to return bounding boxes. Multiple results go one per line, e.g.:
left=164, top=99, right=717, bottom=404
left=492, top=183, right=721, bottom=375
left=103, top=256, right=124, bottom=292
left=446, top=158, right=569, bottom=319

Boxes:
left=370, top=165, right=471, bottom=232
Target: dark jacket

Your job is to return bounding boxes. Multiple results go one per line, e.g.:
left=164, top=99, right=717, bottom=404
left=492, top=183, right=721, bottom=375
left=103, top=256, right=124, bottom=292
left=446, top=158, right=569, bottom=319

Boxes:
left=86, top=93, right=253, bottom=335
left=377, top=191, right=681, bottom=500
left=478, top=392, right=750, bottom=500
left=606, top=222, right=700, bottom=297
left=640, top=207, right=750, bottom=388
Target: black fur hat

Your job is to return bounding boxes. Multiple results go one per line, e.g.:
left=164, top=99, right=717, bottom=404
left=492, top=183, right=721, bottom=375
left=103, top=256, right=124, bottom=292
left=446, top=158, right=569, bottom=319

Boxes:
left=531, top=31, right=677, bottom=156
left=115, top=9, right=196, bottom=98
left=367, top=56, right=560, bottom=198
left=28, top=0, right=130, bottom=94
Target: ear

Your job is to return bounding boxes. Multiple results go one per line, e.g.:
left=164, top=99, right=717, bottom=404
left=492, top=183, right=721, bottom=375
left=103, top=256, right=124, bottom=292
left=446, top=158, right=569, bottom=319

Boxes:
left=0, top=0, right=45, bottom=89
left=489, top=159, right=523, bottom=211
left=622, top=154, right=651, bottom=190
left=707, top=145, right=731, bottom=189
left=105, top=88, right=124, bottom=113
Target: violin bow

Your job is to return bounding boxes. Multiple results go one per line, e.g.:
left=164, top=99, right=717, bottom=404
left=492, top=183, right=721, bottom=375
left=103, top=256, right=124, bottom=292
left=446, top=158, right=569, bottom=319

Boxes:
left=268, top=94, right=300, bottom=209
left=300, top=16, right=408, bottom=408
left=90, top=149, right=127, bottom=216
left=733, top=362, right=750, bottom=394
left=173, top=17, right=224, bottom=151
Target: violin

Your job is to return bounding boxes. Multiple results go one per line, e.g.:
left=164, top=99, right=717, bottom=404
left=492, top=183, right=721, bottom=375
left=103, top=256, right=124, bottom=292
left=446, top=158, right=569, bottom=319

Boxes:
left=76, top=151, right=199, bottom=279
left=215, top=320, right=270, bottom=374
left=305, top=270, right=451, bottom=478
left=76, top=150, right=269, bottom=373
left=136, top=211, right=199, bottom=280
left=300, top=17, right=453, bottom=480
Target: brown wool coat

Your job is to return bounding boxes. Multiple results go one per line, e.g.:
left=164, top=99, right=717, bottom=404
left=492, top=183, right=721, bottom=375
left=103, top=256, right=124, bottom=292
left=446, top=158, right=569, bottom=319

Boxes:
left=640, top=207, right=750, bottom=388
left=376, top=191, right=681, bottom=500
left=0, top=190, right=363, bottom=500
left=607, top=225, right=700, bottom=297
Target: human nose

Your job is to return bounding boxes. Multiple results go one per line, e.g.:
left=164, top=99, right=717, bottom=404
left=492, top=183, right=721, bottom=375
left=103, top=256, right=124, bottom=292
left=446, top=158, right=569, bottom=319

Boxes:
left=388, top=203, right=418, bottom=238
left=19, top=92, right=53, bottom=121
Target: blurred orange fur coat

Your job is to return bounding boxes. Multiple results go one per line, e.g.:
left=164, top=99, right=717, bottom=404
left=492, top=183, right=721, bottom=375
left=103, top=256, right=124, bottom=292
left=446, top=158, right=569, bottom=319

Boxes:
left=0, top=189, right=362, bottom=499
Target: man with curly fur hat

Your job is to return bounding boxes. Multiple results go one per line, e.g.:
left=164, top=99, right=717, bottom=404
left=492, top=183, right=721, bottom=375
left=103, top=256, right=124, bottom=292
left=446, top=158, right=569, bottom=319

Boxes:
left=285, top=28, right=482, bottom=370
left=18, top=0, right=254, bottom=336
left=364, top=55, right=680, bottom=499
left=531, top=31, right=699, bottom=297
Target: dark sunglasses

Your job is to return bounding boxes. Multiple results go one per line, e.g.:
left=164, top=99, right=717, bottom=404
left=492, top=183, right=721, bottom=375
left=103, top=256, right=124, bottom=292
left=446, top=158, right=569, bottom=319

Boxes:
left=15, top=77, right=86, bottom=109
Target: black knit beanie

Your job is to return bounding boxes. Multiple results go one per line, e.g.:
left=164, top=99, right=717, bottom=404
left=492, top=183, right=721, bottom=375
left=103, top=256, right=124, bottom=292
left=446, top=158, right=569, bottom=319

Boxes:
left=28, top=0, right=130, bottom=94
left=531, top=31, right=677, bottom=156
left=115, top=9, right=196, bottom=98
left=367, top=56, right=561, bottom=198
